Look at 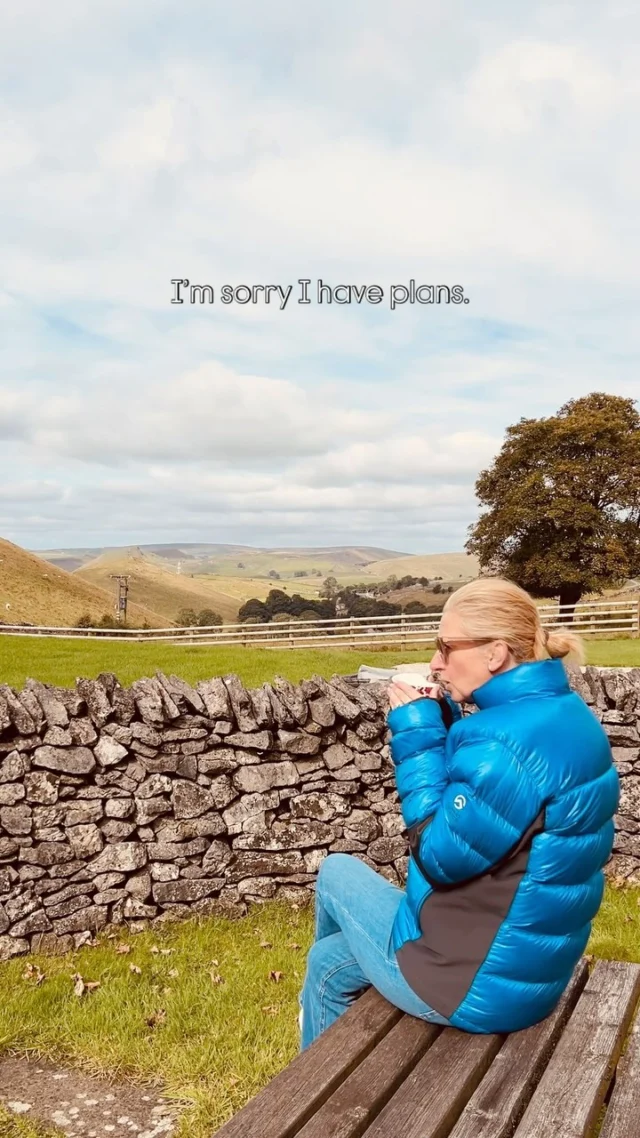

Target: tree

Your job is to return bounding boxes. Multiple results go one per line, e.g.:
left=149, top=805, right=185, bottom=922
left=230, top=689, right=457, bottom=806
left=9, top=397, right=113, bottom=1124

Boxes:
left=466, top=393, right=640, bottom=611
left=238, top=598, right=268, bottom=623
left=403, top=600, right=428, bottom=614
left=319, top=575, right=339, bottom=600
left=197, top=608, right=223, bottom=626
left=177, top=607, right=198, bottom=627
left=268, top=569, right=280, bottom=580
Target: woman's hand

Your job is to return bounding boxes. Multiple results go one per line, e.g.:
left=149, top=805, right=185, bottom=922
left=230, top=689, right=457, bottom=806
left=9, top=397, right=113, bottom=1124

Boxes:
left=388, top=680, right=444, bottom=709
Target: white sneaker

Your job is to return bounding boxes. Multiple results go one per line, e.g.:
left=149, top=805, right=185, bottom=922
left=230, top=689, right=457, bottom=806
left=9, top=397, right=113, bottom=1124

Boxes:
left=298, top=1007, right=304, bottom=1033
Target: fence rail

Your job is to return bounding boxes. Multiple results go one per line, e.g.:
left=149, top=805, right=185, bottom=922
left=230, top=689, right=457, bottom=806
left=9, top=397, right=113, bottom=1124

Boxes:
left=0, top=598, right=638, bottom=649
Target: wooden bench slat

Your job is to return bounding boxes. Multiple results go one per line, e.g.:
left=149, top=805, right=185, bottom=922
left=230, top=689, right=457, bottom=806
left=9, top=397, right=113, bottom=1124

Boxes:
left=361, top=1029, right=505, bottom=1138
left=512, top=960, right=640, bottom=1138
left=212, top=987, right=403, bottom=1138
left=448, top=957, right=590, bottom=1138
left=295, top=1015, right=441, bottom=1138
left=598, top=997, right=640, bottom=1138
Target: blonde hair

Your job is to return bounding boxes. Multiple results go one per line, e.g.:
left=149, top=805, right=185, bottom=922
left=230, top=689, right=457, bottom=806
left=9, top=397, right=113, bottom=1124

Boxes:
left=443, top=577, right=585, bottom=665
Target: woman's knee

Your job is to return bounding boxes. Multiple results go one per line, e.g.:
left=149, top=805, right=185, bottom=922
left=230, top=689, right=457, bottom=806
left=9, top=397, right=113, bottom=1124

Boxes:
left=316, top=852, right=357, bottom=895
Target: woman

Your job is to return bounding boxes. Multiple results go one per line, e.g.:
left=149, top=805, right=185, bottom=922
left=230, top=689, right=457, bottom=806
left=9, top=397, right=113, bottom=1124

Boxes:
left=299, top=577, right=619, bottom=1049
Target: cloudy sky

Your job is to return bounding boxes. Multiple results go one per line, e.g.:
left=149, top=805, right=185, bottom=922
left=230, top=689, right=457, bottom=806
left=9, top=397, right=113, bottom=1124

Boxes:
left=1, top=1, right=638, bottom=554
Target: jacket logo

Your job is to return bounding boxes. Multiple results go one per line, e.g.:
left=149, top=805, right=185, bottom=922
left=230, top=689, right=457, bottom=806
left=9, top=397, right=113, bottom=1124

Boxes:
left=453, top=794, right=467, bottom=810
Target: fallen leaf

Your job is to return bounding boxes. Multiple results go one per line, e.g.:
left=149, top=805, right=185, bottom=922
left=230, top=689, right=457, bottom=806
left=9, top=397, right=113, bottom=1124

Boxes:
left=210, top=972, right=225, bottom=985
left=115, top=944, right=131, bottom=955
left=162, top=987, right=173, bottom=996
left=23, top=964, right=45, bottom=985
left=211, top=958, right=219, bottom=967
left=228, top=1077, right=240, bottom=1088
left=130, top=964, right=142, bottom=975
left=72, top=974, right=85, bottom=998
left=160, top=948, right=173, bottom=956
left=260, top=940, right=272, bottom=949
left=85, top=981, right=101, bottom=992
left=262, top=1005, right=280, bottom=1015
left=288, top=943, right=301, bottom=951
left=269, top=971, right=285, bottom=983
left=168, top=968, right=179, bottom=979
left=150, top=946, right=160, bottom=954
left=146, top=1009, right=167, bottom=1028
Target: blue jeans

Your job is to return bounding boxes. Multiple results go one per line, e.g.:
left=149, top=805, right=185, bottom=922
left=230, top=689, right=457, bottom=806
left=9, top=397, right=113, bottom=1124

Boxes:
left=299, top=853, right=450, bottom=1050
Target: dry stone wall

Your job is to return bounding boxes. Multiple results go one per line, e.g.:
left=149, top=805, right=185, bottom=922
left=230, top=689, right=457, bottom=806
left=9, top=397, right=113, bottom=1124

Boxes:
left=0, top=666, right=638, bottom=960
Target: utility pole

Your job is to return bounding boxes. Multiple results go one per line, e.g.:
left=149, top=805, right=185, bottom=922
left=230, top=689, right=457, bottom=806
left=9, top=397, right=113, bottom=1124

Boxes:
left=109, top=575, right=130, bottom=623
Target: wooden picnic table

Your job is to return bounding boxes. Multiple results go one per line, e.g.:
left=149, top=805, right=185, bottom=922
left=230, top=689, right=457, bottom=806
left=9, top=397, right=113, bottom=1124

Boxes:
left=212, top=956, right=640, bottom=1138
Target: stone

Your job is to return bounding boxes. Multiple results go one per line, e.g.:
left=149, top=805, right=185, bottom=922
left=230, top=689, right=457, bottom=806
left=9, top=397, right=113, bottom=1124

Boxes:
left=30, top=932, right=75, bottom=955
left=94, top=871, right=125, bottom=890
left=323, top=743, right=354, bottom=771
left=43, top=726, right=73, bottom=746
left=102, top=819, right=137, bottom=841
left=236, top=820, right=336, bottom=850
left=105, top=797, right=135, bottom=819
left=24, top=771, right=59, bottom=804
left=19, top=843, right=74, bottom=867
left=619, top=777, right=640, bottom=823
left=368, top=835, right=408, bottom=863
left=156, top=672, right=206, bottom=714
left=354, top=752, right=383, bottom=771
left=0, top=805, right=32, bottom=834
left=34, top=801, right=103, bottom=828
left=381, top=813, right=406, bottom=838
left=125, top=871, right=152, bottom=900
left=11, top=910, right=52, bottom=939
left=150, top=862, right=180, bottom=882
left=154, top=816, right=225, bottom=842
left=223, top=674, right=259, bottom=731
left=0, top=752, right=28, bottom=783
left=32, top=746, right=95, bottom=775
left=171, top=780, right=214, bottom=819
left=145, top=838, right=208, bottom=861
left=0, top=686, right=36, bottom=734
left=43, top=882, right=95, bottom=907
left=135, top=796, right=172, bottom=826
left=248, top=686, right=274, bottom=728
left=202, top=839, right=234, bottom=875
left=207, top=774, right=238, bottom=810
left=89, top=842, right=148, bottom=875
left=233, top=761, right=299, bottom=795
left=308, top=697, right=336, bottom=727
left=0, top=838, right=19, bottom=860
left=273, top=677, right=309, bottom=725
left=153, top=879, right=223, bottom=903
left=225, top=851, right=305, bottom=883
left=45, top=894, right=92, bottom=920
left=0, top=935, right=29, bottom=960
left=197, top=678, right=233, bottom=720
left=222, top=790, right=280, bottom=835
left=0, top=783, right=26, bottom=806
left=277, top=730, right=321, bottom=756
left=94, top=737, right=128, bottom=767
left=226, top=731, right=272, bottom=751
left=123, top=896, right=157, bottom=919
left=344, top=810, right=381, bottom=844
left=70, top=717, right=98, bottom=745
left=237, top=877, right=277, bottom=899
left=67, top=824, right=104, bottom=857
left=198, top=753, right=238, bottom=776
left=5, top=894, right=38, bottom=923
left=53, top=906, right=108, bottom=935
left=0, top=867, right=18, bottom=893
left=290, top=792, right=350, bottom=822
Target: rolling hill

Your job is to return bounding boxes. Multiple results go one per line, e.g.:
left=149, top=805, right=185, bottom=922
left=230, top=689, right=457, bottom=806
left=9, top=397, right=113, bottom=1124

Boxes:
left=37, top=543, right=409, bottom=578
left=0, top=538, right=165, bottom=627
left=361, top=552, right=480, bottom=581
left=74, top=548, right=326, bottom=625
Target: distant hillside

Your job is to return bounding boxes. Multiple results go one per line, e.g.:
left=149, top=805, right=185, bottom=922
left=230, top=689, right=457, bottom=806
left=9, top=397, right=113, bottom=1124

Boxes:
left=0, top=538, right=165, bottom=627
left=38, top=543, right=408, bottom=577
left=361, top=552, right=480, bottom=581
left=74, top=548, right=322, bottom=624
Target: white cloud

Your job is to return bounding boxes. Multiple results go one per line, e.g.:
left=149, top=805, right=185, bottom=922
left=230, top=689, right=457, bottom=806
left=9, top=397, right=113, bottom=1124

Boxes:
left=0, top=1, right=638, bottom=550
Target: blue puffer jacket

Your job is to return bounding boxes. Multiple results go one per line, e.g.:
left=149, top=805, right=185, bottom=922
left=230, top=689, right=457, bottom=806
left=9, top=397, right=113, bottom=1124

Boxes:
left=387, top=658, right=619, bottom=1034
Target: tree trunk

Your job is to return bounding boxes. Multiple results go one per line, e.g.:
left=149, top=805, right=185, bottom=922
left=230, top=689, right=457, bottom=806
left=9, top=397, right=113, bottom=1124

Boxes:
left=558, top=583, right=583, bottom=623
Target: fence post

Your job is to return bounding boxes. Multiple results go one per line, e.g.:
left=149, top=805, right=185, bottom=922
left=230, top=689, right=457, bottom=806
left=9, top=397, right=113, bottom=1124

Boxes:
left=636, top=598, right=640, bottom=639
left=349, top=618, right=355, bottom=647
left=401, top=614, right=406, bottom=651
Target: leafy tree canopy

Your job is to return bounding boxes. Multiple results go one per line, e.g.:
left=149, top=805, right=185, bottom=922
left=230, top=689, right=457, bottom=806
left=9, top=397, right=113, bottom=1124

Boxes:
left=466, top=392, right=640, bottom=607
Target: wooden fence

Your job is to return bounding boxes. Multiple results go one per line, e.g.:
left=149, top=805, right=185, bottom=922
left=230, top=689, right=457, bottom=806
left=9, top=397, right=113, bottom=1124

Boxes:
left=0, top=598, right=638, bottom=650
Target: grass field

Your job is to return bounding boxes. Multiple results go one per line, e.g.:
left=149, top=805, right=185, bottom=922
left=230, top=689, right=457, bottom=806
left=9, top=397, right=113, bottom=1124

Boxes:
left=0, top=882, right=639, bottom=1137
left=0, top=636, right=638, bottom=690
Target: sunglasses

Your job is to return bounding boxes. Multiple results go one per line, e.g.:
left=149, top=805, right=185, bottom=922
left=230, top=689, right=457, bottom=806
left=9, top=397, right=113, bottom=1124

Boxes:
left=434, top=637, right=495, bottom=664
